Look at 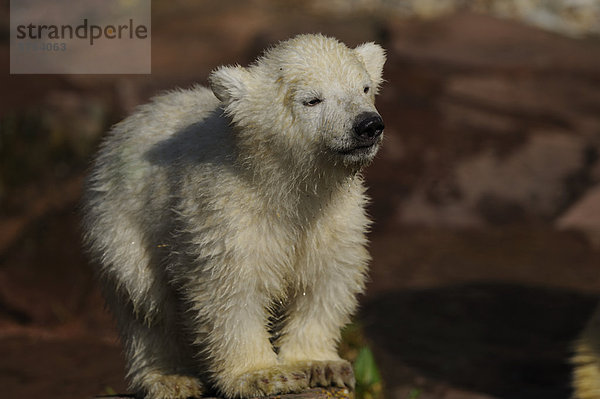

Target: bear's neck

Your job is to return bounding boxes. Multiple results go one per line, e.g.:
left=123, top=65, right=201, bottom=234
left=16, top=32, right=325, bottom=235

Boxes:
left=236, top=145, right=364, bottom=221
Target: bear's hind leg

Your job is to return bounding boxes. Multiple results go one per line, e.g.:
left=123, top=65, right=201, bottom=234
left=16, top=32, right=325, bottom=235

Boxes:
left=136, top=372, right=203, bottom=399
left=112, top=303, right=204, bottom=399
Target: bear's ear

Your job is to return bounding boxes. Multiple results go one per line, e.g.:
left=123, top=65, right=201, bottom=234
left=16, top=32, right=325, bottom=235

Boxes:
left=209, top=65, right=251, bottom=103
left=354, top=42, right=386, bottom=92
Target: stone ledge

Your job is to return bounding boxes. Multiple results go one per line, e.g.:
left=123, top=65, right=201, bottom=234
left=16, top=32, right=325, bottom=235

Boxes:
left=95, top=387, right=353, bottom=399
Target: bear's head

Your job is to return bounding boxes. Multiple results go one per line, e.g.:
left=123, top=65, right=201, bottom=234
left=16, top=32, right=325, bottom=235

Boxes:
left=209, top=34, right=386, bottom=173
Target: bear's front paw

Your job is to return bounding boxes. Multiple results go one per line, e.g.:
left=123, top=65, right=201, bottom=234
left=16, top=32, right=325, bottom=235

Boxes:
left=306, top=360, right=355, bottom=390
left=220, top=365, right=309, bottom=397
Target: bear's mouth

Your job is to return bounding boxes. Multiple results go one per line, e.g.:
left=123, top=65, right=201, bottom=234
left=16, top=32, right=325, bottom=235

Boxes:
left=337, top=142, right=379, bottom=156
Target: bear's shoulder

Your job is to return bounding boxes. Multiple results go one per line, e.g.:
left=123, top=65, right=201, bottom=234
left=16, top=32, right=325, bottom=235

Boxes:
left=142, top=85, right=221, bottom=128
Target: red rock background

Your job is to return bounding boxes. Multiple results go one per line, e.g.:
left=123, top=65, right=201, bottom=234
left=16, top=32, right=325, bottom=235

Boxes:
left=1, top=2, right=600, bottom=399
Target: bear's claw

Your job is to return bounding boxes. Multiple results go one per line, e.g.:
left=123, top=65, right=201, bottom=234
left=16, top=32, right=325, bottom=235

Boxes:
left=304, top=360, right=355, bottom=390
left=223, top=365, right=310, bottom=397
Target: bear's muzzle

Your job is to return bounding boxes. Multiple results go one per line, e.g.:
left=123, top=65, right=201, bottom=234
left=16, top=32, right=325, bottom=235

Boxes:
left=352, top=112, right=384, bottom=148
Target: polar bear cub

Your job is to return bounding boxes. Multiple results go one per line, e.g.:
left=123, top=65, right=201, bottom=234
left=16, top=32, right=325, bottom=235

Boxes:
left=82, top=34, right=386, bottom=398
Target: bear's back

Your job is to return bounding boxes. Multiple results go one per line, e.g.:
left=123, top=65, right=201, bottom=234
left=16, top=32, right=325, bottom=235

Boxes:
left=90, top=86, right=226, bottom=194
left=83, top=85, right=232, bottom=240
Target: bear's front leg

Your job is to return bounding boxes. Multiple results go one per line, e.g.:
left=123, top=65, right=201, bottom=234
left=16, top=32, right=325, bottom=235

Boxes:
left=179, top=265, right=310, bottom=398
left=275, top=252, right=368, bottom=390
left=275, top=286, right=357, bottom=390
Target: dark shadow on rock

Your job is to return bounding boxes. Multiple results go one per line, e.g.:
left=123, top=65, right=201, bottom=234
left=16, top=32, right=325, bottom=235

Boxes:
left=361, top=283, right=599, bottom=399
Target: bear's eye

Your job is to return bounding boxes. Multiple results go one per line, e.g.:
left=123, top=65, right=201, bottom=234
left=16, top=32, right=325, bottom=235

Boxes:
left=364, top=86, right=370, bottom=94
left=303, top=98, right=322, bottom=107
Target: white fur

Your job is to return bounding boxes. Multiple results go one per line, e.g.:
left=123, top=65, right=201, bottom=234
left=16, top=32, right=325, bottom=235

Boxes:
left=82, top=34, right=386, bottom=399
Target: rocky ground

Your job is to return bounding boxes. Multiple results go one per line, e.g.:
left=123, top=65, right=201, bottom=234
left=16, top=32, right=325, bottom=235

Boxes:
left=1, top=1, right=600, bottom=399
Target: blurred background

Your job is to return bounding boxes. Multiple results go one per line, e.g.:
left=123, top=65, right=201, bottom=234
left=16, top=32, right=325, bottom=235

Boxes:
left=1, top=1, right=600, bottom=398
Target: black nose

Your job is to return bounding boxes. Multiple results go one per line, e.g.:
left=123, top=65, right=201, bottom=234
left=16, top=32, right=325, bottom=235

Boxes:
left=353, top=112, right=384, bottom=145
